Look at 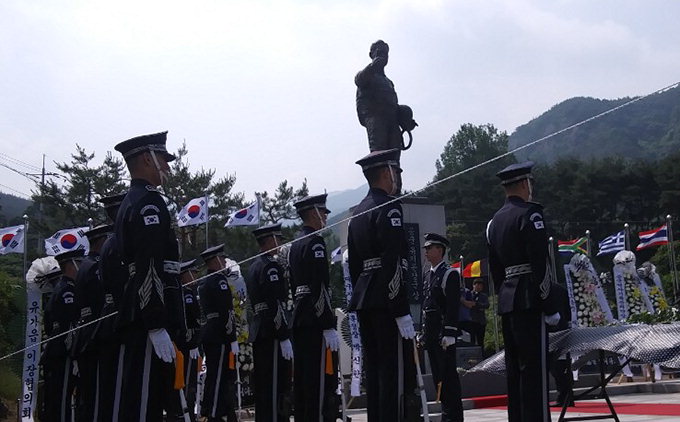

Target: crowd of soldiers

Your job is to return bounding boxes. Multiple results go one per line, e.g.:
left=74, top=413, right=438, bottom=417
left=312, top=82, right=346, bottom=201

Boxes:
left=38, top=131, right=345, bottom=422
left=38, top=129, right=560, bottom=422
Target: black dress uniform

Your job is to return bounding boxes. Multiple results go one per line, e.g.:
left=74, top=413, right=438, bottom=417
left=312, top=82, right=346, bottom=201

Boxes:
left=486, top=162, right=558, bottom=422
left=96, top=193, right=126, bottom=422
left=347, top=149, right=417, bottom=422
left=288, top=194, right=340, bottom=422
left=420, top=233, right=464, bottom=422
left=42, top=250, right=84, bottom=422
left=176, top=260, right=202, bottom=422
left=113, top=132, right=186, bottom=422
left=73, top=225, right=111, bottom=422
left=198, top=246, right=238, bottom=422
left=246, top=224, right=292, bottom=422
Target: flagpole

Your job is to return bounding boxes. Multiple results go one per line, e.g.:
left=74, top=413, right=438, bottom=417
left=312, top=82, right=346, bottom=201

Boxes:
left=87, top=217, right=94, bottom=230
left=585, top=230, right=592, bottom=257
left=205, top=191, right=210, bottom=249
left=22, top=215, right=29, bottom=285
left=624, top=223, right=631, bottom=251
left=459, top=255, right=464, bottom=288
left=667, top=215, right=678, bottom=303
left=548, top=237, right=558, bottom=284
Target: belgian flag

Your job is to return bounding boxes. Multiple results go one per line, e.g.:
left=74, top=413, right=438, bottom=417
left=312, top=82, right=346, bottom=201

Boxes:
left=462, top=259, right=487, bottom=278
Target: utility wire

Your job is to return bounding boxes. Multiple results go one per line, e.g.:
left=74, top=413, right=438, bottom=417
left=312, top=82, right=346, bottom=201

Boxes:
left=0, top=152, right=41, bottom=172
left=0, top=183, right=32, bottom=199
left=1, top=79, right=678, bottom=363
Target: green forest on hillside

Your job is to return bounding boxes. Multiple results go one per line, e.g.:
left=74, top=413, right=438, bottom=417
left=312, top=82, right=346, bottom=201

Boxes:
left=510, top=85, right=680, bottom=163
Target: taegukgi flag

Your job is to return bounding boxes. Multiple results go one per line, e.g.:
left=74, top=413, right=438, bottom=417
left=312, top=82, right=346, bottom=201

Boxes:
left=44, top=227, right=90, bottom=256
left=224, top=201, right=260, bottom=227
left=177, top=197, right=209, bottom=227
left=0, top=224, right=25, bottom=255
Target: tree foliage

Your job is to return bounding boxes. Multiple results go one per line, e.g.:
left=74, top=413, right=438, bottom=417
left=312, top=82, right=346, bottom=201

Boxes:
left=257, top=179, right=309, bottom=225
left=428, top=122, right=680, bottom=308
left=427, top=123, right=515, bottom=258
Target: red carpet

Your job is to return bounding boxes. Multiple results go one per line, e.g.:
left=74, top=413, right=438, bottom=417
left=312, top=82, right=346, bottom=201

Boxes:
left=490, top=402, right=680, bottom=416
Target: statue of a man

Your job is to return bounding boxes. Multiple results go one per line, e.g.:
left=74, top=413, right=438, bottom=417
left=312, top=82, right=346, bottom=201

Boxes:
left=355, top=40, right=416, bottom=152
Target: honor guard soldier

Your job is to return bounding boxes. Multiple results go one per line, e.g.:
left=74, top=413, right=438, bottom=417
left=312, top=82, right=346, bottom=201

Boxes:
left=198, top=245, right=239, bottom=422
left=177, top=260, right=202, bottom=422
left=73, top=224, right=112, bottom=421
left=37, top=268, right=63, bottom=421
left=347, top=149, right=418, bottom=421
left=421, top=233, right=464, bottom=422
left=42, top=249, right=84, bottom=422
left=113, top=131, right=187, bottom=421
left=288, top=194, right=341, bottom=421
left=246, top=223, right=293, bottom=422
left=486, top=161, right=560, bottom=422
left=96, top=193, right=126, bottom=422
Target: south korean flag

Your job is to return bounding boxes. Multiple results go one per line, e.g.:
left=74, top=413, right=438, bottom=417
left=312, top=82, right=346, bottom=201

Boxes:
left=177, top=197, right=209, bottom=228
left=44, top=227, right=90, bottom=256
left=0, top=224, right=25, bottom=255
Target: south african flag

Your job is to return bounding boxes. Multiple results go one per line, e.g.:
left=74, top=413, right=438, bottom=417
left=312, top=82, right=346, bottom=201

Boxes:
left=558, top=237, right=588, bottom=255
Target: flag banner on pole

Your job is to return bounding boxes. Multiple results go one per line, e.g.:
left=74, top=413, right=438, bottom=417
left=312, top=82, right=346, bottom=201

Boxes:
left=177, top=197, right=209, bottom=227
left=597, top=231, right=626, bottom=256
left=341, top=250, right=362, bottom=397
left=558, top=237, right=587, bottom=255
left=224, top=201, right=259, bottom=227
left=636, top=224, right=668, bottom=251
left=44, top=227, right=90, bottom=256
left=330, top=246, right=343, bottom=263
left=462, top=259, right=487, bottom=278
left=0, top=224, right=25, bottom=255
left=451, top=261, right=462, bottom=273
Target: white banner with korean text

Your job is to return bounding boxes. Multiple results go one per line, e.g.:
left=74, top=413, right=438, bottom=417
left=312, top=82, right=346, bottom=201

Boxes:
left=21, top=284, right=43, bottom=421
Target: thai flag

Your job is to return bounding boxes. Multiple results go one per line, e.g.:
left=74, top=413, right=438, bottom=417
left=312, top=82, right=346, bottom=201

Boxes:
left=636, top=224, right=668, bottom=251
left=177, top=196, right=209, bottom=227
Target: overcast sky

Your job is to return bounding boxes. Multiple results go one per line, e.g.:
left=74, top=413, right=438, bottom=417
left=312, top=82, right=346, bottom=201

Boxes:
left=2, top=0, right=679, bottom=204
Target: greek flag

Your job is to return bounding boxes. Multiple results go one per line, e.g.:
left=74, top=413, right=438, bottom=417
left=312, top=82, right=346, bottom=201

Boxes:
left=330, top=246, right=343, bottom=263
left=597, top=231, right=625, bottom=256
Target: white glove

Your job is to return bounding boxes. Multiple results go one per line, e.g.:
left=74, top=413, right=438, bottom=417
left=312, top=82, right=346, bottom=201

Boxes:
left=148, top=328, right=176, bottom=363
left=280, top=339, right=294, bottom=361
left=441, top=336, right=456, bottom=350
left=189, top=348, right=200, bottom=360
left=395, top=314, right=415, bottom=339
left=230, top=341, right=239, bottom=356
left=323, top=329, right=340, bottom=352
left=545, top=312, right=561, bottom=327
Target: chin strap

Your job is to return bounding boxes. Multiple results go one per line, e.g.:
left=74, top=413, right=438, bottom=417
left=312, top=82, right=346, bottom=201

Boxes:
left=313, top=206, right=326, bottom=229
left=149, top=150, right=170, bottom=185
left=387, top=164, right=398, bottom=195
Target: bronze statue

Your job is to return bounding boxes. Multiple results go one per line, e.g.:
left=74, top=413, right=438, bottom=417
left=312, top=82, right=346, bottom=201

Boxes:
left=355, top=40, right=417, bottom=152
